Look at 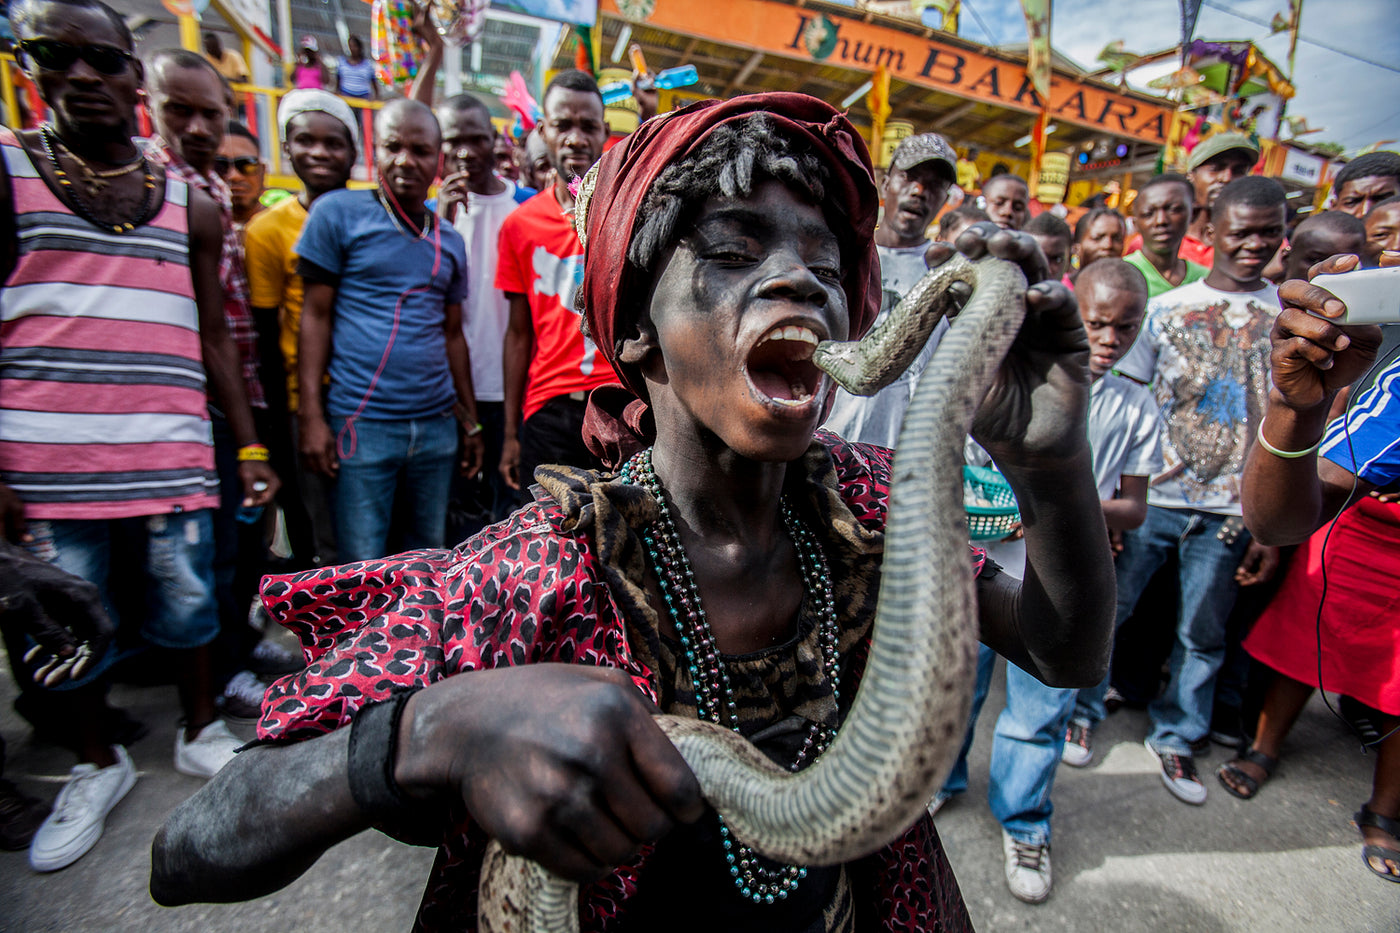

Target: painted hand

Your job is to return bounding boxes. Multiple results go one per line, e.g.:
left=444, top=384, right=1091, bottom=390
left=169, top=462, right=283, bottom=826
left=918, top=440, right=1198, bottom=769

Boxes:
left=931, top=225, right=1091, bottom=470
left=395, top=664, right=704, bottom=882
left=0, top=541, right=114, bottom=686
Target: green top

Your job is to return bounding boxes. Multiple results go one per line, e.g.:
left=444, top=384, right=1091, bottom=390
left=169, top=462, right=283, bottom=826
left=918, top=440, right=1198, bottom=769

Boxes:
left=1124, top=249, right=1208, bottom=298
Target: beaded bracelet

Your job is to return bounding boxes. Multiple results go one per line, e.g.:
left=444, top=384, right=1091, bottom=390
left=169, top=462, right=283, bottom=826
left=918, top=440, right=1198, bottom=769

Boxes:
left=1256, top=423, right=1320, bottom=459
left=347, top=688, right=422, bottom=823
left=236, top=443, right=270, bottom=463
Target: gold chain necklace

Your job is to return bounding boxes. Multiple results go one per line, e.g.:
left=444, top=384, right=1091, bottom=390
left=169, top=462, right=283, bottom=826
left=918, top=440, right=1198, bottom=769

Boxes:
left=375, top=187, right=431, bottom=241
left=39, top=125, right=156, bottom=233
left=47, top=131, right=143, bottom=196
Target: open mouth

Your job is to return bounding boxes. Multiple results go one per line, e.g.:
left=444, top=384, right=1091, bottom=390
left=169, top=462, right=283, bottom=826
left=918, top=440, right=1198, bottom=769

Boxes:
left=745, top=323, right=825, bottom=410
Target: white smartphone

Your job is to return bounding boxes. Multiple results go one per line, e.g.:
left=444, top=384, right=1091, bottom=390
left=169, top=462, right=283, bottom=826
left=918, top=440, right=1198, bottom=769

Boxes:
left=1311, top=267, right=1400, bottom=325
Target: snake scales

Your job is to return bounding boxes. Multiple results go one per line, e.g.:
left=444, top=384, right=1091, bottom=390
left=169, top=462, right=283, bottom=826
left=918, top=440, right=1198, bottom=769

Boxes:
left=479, top=254, right=1029, bottom=932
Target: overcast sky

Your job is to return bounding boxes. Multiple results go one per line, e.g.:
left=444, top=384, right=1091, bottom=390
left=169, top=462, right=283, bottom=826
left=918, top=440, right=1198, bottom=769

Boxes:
left=942, top=0, right=1400, bottom=155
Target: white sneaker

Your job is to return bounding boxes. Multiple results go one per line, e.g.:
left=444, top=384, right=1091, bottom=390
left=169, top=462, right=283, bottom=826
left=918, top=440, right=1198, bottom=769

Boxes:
left=1147, top=739, right=1207, bottom=805
left=174, top=719, right=241, bottom=778
left=29, top=746, right=136, bottom=872
left=1002, top=830, right=1052, bottom=904
left=247, top=638, right=302, bottom=676
left=219, top=670, right=268, bottom=722
left=1061, top=720, right=1093, bottom=768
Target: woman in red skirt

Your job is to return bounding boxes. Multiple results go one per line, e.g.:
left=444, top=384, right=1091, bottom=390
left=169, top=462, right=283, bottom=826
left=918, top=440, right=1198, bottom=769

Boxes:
left=1237, top=250, right=1400, bottom=884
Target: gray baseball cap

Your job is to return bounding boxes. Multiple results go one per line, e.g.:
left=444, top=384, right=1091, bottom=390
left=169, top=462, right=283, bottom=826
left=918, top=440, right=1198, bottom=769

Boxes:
left=1187, top=132, right=1259, bottom=172
left=890, top=133, right=957, bottom=183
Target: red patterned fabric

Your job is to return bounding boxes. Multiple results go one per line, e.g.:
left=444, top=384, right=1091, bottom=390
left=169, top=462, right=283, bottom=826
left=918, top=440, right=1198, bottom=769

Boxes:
left=258, top=434, right=982, bottom=932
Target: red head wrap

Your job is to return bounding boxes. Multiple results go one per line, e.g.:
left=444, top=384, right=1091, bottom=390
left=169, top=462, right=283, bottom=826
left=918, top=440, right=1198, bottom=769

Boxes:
left=578, top=92, right=880, bottom=467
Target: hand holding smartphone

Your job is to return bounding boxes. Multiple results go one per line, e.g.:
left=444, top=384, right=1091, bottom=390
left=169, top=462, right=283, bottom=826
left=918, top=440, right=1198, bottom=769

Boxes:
left=1311, top=267, right=1400, bottom=325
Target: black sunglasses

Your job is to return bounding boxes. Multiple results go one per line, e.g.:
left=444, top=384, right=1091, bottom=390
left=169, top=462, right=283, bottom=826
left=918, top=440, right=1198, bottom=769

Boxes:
left=214, top=155, right=262, bottom=177
left=18, top=39, right=134, bottom=76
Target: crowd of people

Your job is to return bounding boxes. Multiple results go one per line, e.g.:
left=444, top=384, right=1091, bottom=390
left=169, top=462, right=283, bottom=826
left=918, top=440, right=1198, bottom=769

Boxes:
left=2, top=0, right=1399, bottom=925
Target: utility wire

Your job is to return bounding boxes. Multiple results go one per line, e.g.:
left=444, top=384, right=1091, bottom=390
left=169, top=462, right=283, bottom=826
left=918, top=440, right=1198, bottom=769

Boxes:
left=1201, top=0, right=1400, bottom=74
left=957, top=0, right=1001, bottom=47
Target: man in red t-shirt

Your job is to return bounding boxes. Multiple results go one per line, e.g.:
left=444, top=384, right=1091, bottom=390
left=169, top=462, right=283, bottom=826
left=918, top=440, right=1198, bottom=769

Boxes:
left=496, top=70, right=616, bottom=495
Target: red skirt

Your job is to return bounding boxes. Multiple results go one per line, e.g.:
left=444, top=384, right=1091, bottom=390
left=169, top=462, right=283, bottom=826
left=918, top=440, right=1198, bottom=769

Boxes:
left=1243, top=495, right=1400, bottom=716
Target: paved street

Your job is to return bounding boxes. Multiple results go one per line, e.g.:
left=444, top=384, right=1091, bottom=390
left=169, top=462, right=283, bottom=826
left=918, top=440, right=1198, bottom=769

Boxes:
left=1, top=644, right=1396, bottom=932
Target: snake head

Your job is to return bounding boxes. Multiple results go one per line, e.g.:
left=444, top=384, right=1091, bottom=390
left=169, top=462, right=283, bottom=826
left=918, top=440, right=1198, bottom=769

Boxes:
left=812, top=340, right=871, bottom=396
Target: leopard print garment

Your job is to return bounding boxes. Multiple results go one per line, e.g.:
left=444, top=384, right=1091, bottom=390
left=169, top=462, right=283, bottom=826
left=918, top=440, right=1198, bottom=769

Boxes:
left=256, top=433, right=981, bottom=933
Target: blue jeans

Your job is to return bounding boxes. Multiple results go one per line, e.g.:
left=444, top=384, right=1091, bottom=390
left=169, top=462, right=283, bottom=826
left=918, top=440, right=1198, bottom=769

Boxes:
left=941, top=644, right=1076, bottom=845
left=23, top=511, right=219, bottom=687
left=331, top=413, right=458, bottom=563
left=1073, top=505, right=1250, bottom=755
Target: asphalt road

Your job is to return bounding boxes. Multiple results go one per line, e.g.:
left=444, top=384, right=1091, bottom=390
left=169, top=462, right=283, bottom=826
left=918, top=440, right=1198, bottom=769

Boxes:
left=2, top=642, right=1396, bottom=932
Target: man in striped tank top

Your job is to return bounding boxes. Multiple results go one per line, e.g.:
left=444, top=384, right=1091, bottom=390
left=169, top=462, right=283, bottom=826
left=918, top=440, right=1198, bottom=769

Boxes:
left=0, top=0, right=278, bottom=872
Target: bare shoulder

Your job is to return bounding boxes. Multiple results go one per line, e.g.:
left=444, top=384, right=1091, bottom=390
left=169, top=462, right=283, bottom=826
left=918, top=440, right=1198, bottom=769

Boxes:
left=185, top=184, right=222, bottom=248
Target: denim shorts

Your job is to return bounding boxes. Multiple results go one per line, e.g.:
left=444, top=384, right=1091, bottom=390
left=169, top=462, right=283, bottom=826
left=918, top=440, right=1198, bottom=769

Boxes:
left=24, top=511, right=220, bottom=684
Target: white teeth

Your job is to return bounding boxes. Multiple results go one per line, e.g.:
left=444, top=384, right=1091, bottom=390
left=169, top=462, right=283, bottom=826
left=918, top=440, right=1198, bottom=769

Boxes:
left=757, top=325, right=820, bottom=347
left=766, top=380, right=814, bottom=407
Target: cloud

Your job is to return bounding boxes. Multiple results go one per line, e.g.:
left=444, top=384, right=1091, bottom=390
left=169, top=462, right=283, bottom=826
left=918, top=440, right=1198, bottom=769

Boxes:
left=1046, top=0, right=1400, bottom=153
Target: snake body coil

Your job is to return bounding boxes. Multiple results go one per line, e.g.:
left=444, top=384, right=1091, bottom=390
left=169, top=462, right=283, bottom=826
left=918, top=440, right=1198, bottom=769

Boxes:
left=480, top=254, right=1028, bottom=932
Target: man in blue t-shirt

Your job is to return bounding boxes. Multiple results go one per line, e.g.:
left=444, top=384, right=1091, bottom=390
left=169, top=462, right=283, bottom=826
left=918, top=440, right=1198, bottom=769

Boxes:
left=296, top=100, right=483, bottom=562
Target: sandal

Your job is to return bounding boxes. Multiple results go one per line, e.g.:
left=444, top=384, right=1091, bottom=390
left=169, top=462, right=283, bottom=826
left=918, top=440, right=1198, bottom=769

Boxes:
left=1355, top=806, right=1400, bottom=883
left=1215, top=745, right=1277, bottom=800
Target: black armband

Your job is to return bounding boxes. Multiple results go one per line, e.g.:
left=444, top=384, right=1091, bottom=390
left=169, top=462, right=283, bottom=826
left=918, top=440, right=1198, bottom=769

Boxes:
left=347, top=688, right=421, bottom=822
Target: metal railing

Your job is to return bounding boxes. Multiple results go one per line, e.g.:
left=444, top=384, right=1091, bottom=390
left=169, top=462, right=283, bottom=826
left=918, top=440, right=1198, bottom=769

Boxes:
left=0, top=56, right=383, bottom=192
left=232, top=82, right=384, bottom=190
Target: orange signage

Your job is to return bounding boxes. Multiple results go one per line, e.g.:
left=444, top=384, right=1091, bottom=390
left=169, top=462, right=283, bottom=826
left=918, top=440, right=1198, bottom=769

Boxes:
left=601, top=0, right=1172, bottom=145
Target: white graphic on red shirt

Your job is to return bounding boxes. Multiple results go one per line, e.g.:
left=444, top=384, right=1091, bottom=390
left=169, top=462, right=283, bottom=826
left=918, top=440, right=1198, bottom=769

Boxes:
left=532, top=245, right=597, bottom=375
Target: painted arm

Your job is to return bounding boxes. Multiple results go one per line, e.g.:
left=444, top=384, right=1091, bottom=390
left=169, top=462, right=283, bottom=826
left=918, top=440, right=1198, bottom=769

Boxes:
left=151, top=728, right=367, bottom=904
left=943, top=228, right=1115, bottom=689
left=150, top=666, right=702, bottom=903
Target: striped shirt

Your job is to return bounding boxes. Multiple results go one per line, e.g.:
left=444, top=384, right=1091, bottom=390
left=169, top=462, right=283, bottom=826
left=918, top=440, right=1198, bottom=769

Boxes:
left=0, top=126, right=219, bottom=519
left=1320, top=355, right=1400, bottom=486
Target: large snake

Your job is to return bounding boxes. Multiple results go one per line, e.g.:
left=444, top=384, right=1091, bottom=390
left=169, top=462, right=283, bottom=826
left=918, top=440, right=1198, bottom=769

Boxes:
left=479, top=254, right=1028, bottom=932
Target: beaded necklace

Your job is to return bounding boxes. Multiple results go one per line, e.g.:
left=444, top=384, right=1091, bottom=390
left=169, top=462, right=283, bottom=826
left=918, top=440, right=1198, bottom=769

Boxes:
left=48, top=133, right=143, bottom=195
left=38, top=125, right=155, bottom=233
left=620, top=447, right=841, bottom=905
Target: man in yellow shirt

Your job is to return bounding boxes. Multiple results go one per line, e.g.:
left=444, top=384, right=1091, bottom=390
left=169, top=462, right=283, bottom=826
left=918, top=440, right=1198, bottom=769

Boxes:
left=956, top=146, right=981, bottom=192
left=244, top=90, right=356, bottom=566
left=203, top=32, right=248, bottom=83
